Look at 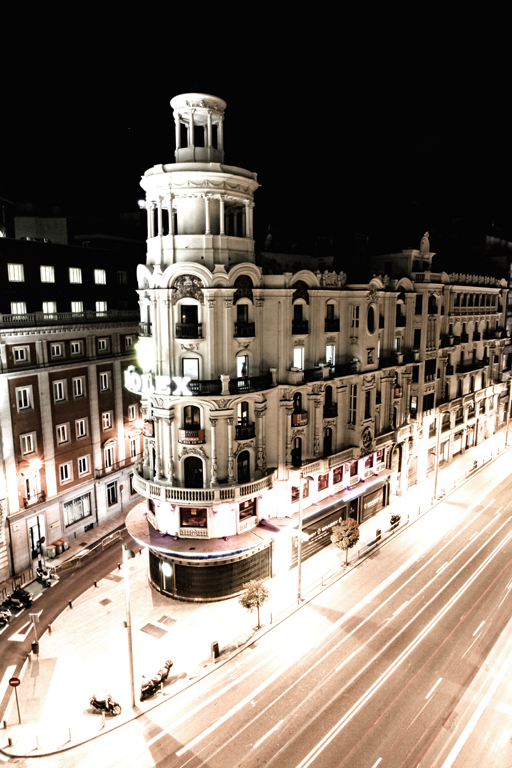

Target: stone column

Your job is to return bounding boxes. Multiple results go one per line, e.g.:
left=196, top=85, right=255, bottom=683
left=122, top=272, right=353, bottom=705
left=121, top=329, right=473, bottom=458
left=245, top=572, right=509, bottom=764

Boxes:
left=189, top=110, right=195, bottom=147
left=147, top=203, right=153, bottom=239
left=218, top=115, right=224, bottom=152
left=164, top=417, right=173, bottom=483
left=313, top=399, right=322, bottom=456
left=219, top=197, right=225, bottom=235
left=167, top=195, right=174, bottom=235
left=242, top=205, right=246, bottom=238
left=227, top=417, right=235, bottom=482
left=255, top=406, right=267, bottom=473
left=157, top=197, right=163, bottom=237
left=168, top=417, right=175, bottom=484
left=175, top=113, right=181, bottom=150
left=207, top=110, right=212, bottom=149
left=204, top=195, right=211, bottom=234
left=210, top=417, right=218, bottom=484
left=248, top=202, right=254, bottom=239
left=233, top=210, right=238, bottom=237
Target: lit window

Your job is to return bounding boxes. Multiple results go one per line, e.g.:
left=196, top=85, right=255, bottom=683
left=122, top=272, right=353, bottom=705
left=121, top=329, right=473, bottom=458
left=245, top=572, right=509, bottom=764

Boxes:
left=78, top=456, right=89, bottom=475
left=71, top=301, right=83, bottom=314
left=293, top=347, right=304, bottom=370
left=102, top=411, right=112, bottom=430
left=8, top=264, right=24, bottom=282
left=76, top=418, right=88, bottom=438
left=96, top=301, right=107, bottom=315
left=107, top=481, right=117, bottom=506
left=56, top=424, right=69, bottom=444
left=64, top=493, right=91, bottom=526
left=20, top=432, right=36, bottom=455
left=349, top=384, right=357, bottom=425
left=94, top=270, right=106, bottom=285
left=72, top=377, right=85, bottom=398
left=71, top=341, right=83, bottom=355
left=51, top=343, right=62, bottom=358
left=59, top=463, right=72, bottom=483
left=99, top=372, right=110, bottom=391
left=16, top=386, right=33, bottom=411
left=130, top=436, right=139, bottom=457
left=13, top=346, right=29, bottom=363
left=128, top=404, right=137, bottom=421
left=125, top=336, right=133, bottom=348
left=69, top=268, right=82, bottom=284
left=326, top=344, right=335, bottom=365
left=11, top=302, right=26, bottom=315
left=53, top=380, right=66, bottom=402
left=40, top=266, right=55, bottom=283
left=43, top=301, right=57, bottom=314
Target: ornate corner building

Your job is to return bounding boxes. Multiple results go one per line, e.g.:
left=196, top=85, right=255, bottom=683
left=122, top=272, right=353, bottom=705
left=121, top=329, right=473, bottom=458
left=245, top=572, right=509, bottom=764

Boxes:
left=125, top=93, right=510, bottom=602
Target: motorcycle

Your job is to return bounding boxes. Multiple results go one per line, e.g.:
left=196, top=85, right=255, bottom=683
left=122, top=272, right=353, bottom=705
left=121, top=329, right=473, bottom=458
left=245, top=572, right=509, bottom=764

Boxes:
left=36, top=565, right=52, bottom=588
left=0, top=606, right=11, bottom=626
left=390, top=513, right=401, bottom=528
left=89, top=692, right=122, bottom=716
left=5, top=586, right=33, bottom=609
left=140, top=660, right=173, bottom=701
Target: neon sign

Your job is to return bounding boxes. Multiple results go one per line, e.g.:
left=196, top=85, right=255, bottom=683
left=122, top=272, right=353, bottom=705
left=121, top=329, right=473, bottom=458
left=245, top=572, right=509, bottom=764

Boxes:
left=124, top=366, right=192, bottom=397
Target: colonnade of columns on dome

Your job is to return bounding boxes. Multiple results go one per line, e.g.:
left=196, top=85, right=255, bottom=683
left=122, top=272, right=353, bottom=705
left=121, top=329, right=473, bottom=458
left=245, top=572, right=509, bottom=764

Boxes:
left=145, top=195, right=255, bottom=239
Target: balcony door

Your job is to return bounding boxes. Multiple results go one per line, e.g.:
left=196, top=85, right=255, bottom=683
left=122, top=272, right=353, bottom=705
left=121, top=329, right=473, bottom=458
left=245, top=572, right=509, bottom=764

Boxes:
left=184, top=456, right=203, bottom=488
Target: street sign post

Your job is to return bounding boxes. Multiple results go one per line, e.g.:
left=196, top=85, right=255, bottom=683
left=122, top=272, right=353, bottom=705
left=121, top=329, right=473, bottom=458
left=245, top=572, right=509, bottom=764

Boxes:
left=8, top=678, right=21, bottom=723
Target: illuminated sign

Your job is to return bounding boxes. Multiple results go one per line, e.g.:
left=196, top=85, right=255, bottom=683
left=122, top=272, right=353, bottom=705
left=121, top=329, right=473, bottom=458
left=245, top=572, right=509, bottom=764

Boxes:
left=124, top=366, right=191, bottom=397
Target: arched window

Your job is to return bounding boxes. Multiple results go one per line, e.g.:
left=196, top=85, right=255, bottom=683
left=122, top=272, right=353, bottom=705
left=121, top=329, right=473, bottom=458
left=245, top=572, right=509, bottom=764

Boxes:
left=184, top=456, right=203, bottom=488
left=183, top=405, right=201, bottom=429
left=238, top=401, right=250, bottom=425
left=428, top=295, right=437, bottom=314
left=237, top=451, right=250, bottom=484
left=323, top=428, right=332, bottom=457
left=367, top=305, right=375, bottom=334
left=293, top=392, right=302, bottom=413
left=292, top=437, right=302, bottom=468
left=325, top=386, right=333, bottom=407
left=442, top=413, right=451, bottom=432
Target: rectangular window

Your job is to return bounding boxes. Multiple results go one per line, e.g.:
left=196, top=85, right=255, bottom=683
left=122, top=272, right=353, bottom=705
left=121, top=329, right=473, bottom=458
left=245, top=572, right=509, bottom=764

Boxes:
left=16, top=386, right=33, bottom=411
left=128, top=404, right=137, bottom=421
left=71, top=301, right=83, bottom=314
left=72, top=377, right=85, bottom=399
left=56, top=423, right=69, bottom=444
left=11, top=301, right=26, bottom=315
left=8, top=263, right=24, bottom=282
left=364, top=389, right=371, bottom=420
left=318, top=473, right=329, bottom=491
left=394, top=337, right=401, bottom=353
left=94, top=269, right=107, bottom=284
left=349, top=383, right=357, bottom=425
left=59, top=463, right=72, bottom=483
left=332, top=465, right=343, bottom=485
left=413, top=329, right=421, bottom=349
left=43, top=301, right=57, bottom=314
left=99, top=372, right=110, bottom=391
left=415, top=295, right=423, bottom=315
left=236, top=355, right=248, bottom=378
left=96, top=301, right=107, bottom=315
left=78, top=456, right=90, bottom=476
left=53, top=380, right=66, bottom=402
left=117, top=270, right=127, bottom=285
left=293, top=347, right=304, bottom=370
left=71, top=341, right=83, bottom=355
left=351, top=306, right=359, bottom=328
left=107, top=481, right=118, bottom=506
left=410, top=395, right=418, bottom=418
left=69, top=267, right=82, bottom=284
left=40, top=265, right=55, bottom=283
left=182, top=358, right=199, bottom=380
left=102, top=411, right=113, bottom=430
left=326, top=344, right=335, bottom=366
left=51, top=343, right=62, bottom=358
left=125, top=336, right=133, bottom=348
left=64, top=493, right=92, bottom=526
left=20, top=432, right=36, bottom=455
left=13, top=346, right=29, bottom=363
left=130, top=436, right=139, bottom=458
left=97, top=338, right=109, bottom=352
left=75, top=418, right=88, bottom=438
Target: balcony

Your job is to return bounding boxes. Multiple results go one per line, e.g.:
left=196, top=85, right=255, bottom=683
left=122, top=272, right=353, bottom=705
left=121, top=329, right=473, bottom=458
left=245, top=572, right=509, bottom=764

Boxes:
left=188, top=379, right=223, bottom=396
left=292, top=320, right=309, bottom=335
left=175, top=323, right=202, bottom=339
left=234, top=322, right=255, bottom=337
left=235, top=423, right=256, bottom=440
left=139, top=322, right=152, bottom=336
left=324, top=318, right=340, bottom=332
left=446, top=364, right=454, bottom=375
left=292, top=411, right=308, bottom=427
left=323, top=403, right=338, bottom=418
left=23, top=490, right=46, bottom=508
left=456, top=360, right=485, bottom=374
left=0, top=310, right=139, bottom=328
left=229, top=372, right=273, bottom=394
left=395, top=316, right=406, bottom=327
left=95, top=454, right=141, bottom=479
left=178, top=429, right=205, bottom=444
left=473, top=331, right=481, bottom=341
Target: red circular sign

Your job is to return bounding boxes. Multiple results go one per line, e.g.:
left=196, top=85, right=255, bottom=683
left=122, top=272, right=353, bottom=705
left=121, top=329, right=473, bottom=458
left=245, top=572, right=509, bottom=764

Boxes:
left=9, top=677, right=20, bottom=687
left=120, top=485, right=124, bottom=491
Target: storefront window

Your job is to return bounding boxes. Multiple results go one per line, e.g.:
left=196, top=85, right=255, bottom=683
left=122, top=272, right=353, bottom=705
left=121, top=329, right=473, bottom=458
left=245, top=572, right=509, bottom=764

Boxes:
left=180, top=507, right=207, bottom=528
left=332, top=466, right=343, bottom=485
left=350, top=461, right=358, bottom=477
left=364, top=456, right=373, bottom=470
left=64, top=493, right=92, bottom=527
left=291, top=484, right=309, bottom=503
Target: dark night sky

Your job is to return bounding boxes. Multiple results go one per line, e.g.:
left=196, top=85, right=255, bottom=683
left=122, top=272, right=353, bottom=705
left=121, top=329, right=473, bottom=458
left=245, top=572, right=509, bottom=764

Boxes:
left=2, top=12, right=511, bottom=260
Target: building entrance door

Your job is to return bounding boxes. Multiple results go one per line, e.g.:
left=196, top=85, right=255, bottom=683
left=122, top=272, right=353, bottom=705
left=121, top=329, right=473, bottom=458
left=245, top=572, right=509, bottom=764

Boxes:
left=28, top=514, right=45, bottom=561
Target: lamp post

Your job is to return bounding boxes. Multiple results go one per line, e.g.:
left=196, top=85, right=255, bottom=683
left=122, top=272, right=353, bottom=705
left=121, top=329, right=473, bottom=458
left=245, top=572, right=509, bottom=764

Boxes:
left=123, top=544, right=136, bottom=707
left=297, top=474, right=314, bottom=603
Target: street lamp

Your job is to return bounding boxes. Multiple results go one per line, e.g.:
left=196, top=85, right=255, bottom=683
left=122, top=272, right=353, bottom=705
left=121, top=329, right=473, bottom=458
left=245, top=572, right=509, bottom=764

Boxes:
left=297, top=474, right=314, bottom=603
left=123, top=544, right=136, bottom=707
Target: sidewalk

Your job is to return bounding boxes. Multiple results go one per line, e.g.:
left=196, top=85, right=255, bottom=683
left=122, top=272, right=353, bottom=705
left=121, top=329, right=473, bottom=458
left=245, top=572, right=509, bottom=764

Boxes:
left=1, top=429, right=509, bottom=757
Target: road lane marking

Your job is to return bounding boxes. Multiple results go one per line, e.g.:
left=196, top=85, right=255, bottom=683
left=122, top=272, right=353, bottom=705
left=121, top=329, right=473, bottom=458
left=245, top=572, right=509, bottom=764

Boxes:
left=469, top=531, right=479, bottom=541
left=370, top=760, right=382, bottom=768
left=473, top=620, right=485, bottom=637
left=0, top=665, right=17, bottom=707
left=426, top=677, right=443, bottom=699
left=436, top=563, right=448, bottom=574
left=393, top=601, right=408, bottom=617
left=293, top=522, right=512, bottom=768
left=253, top=719, right=284, bottom=749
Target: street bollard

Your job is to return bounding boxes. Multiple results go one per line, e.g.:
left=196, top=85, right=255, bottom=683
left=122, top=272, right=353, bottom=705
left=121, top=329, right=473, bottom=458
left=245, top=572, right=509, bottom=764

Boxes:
left=48, top=624, right=52, bottom=635
left=7, top=737, right=12, bottom=747
left=118, top=563, right=121, bottom=571
left=68, top=727, right=71, bottom=742
left=69, top=601, right=73, bottom=609
left=101, top=711, right=105, bottom=729
left=94, top=581, right=98, bottom=588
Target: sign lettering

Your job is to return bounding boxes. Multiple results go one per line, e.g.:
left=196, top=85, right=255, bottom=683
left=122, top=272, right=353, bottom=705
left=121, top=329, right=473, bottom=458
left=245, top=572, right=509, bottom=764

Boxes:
left=124, top=366, right=192, bottom=397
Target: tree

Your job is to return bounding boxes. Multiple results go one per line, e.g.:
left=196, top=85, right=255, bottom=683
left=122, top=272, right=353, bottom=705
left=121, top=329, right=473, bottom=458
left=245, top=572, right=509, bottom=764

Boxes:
left=331, top=518, right=360, bottom=567
left=238, top=579, right=270, bottom=629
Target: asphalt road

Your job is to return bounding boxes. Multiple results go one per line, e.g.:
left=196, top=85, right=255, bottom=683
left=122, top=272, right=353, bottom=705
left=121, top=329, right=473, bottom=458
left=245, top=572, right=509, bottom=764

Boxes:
left=0, top=527, right=133, bottom=721
left=6, top=456, right=512, bottom=768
